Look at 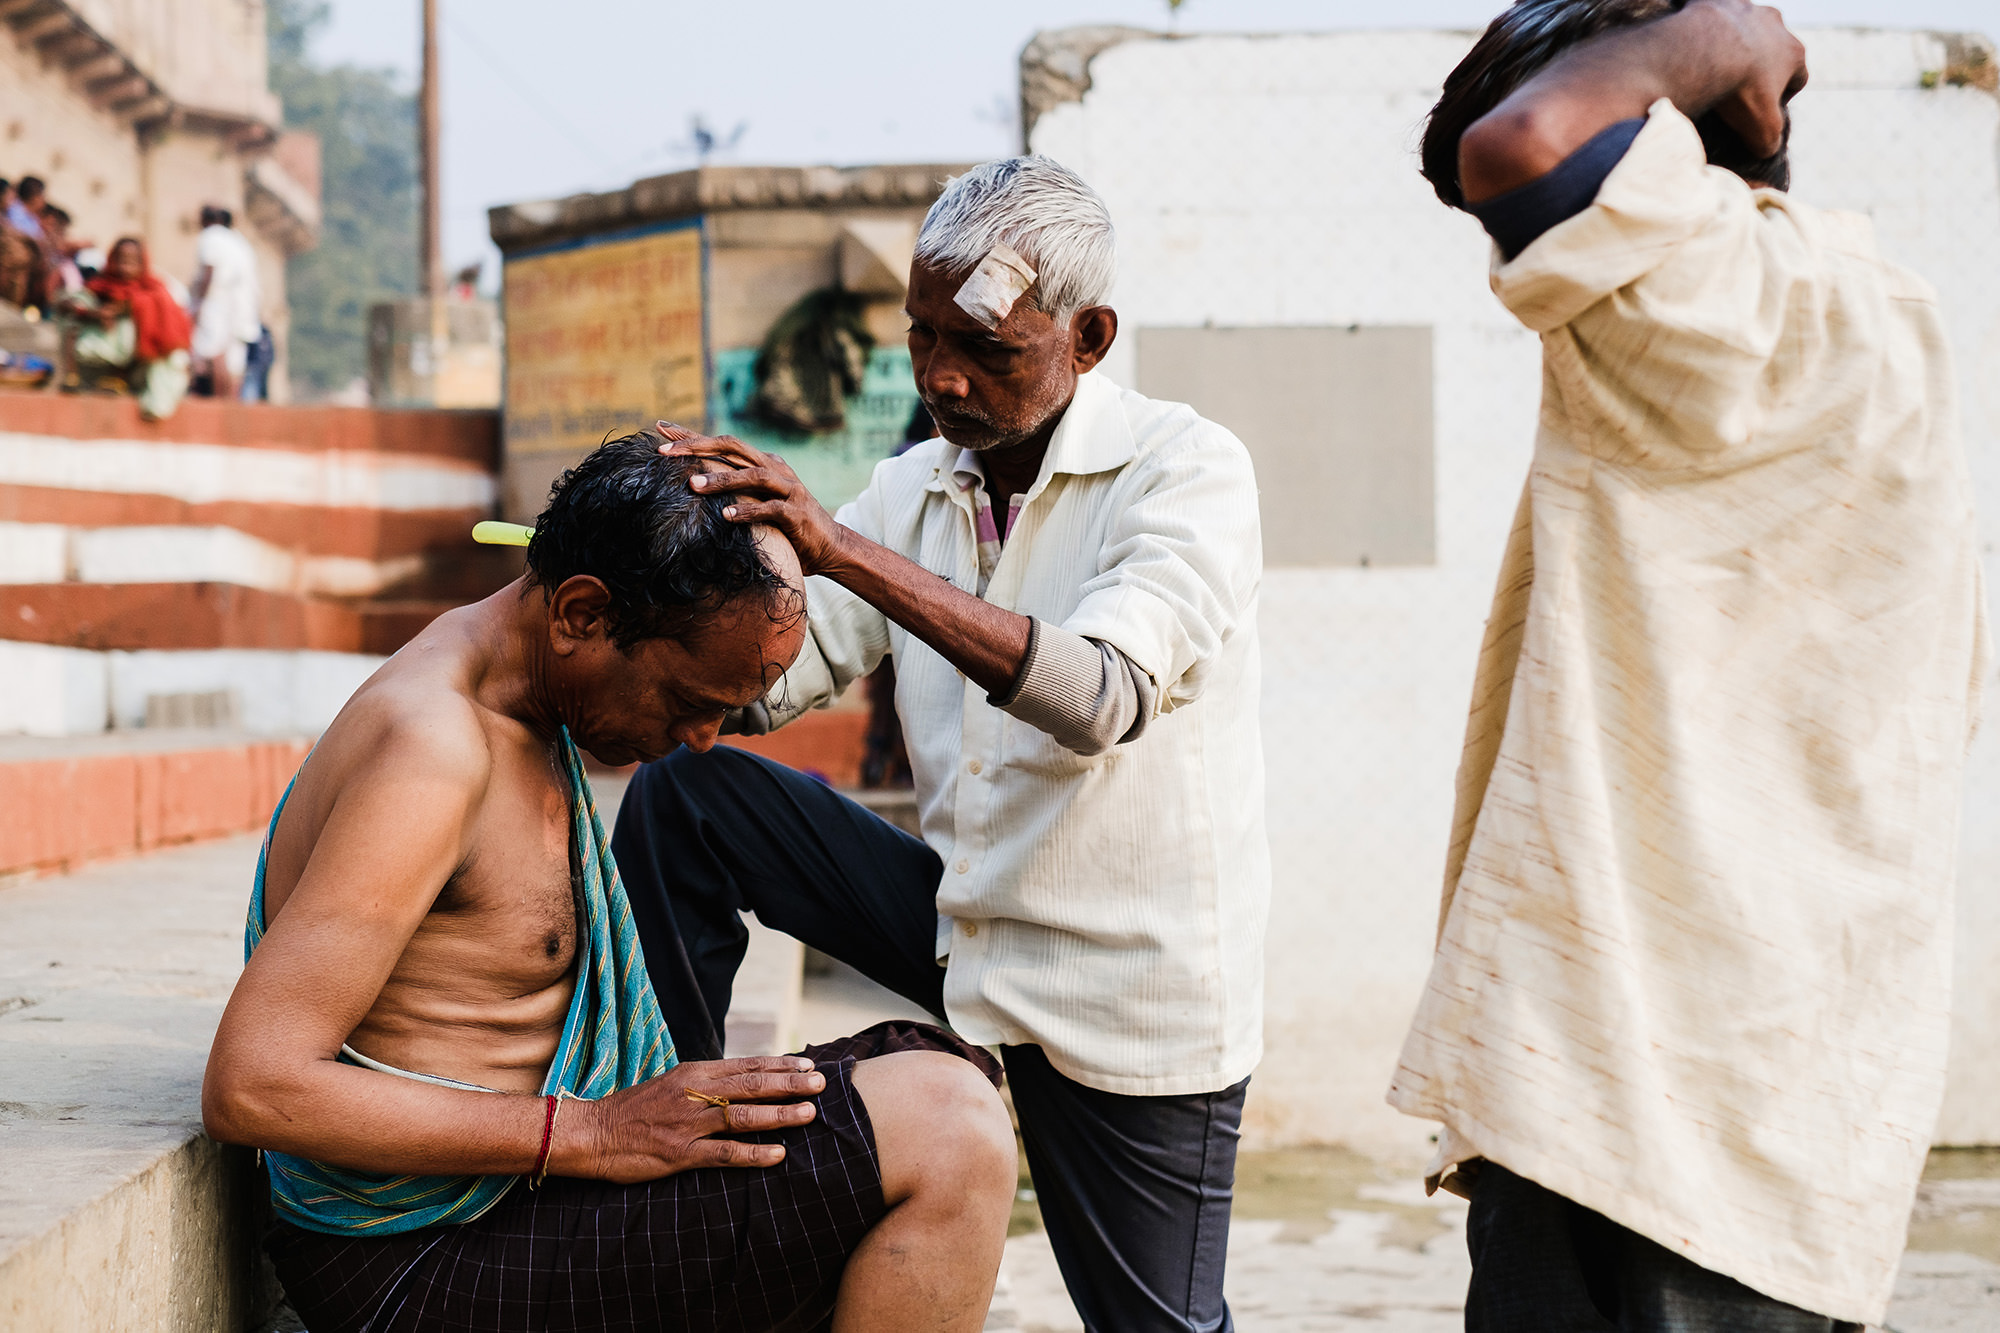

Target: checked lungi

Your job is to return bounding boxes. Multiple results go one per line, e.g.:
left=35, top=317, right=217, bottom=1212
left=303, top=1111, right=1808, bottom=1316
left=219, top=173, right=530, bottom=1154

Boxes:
left=269, top=1023, right=1001, bottom=1333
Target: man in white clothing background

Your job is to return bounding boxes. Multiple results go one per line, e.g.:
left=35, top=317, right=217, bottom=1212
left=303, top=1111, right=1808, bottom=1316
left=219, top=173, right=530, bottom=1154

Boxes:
left=613, top=156, right=1269, bottom=1333
left=1387, top=2, right=1989, bottom=1330
left=189, top=203, right=261, bottom=401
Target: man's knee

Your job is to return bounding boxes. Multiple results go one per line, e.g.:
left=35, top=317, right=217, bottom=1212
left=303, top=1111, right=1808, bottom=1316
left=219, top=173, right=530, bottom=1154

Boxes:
left=633, top=743, right=796, bottom=816
left=850, top=1051, right=1015, bottom=1206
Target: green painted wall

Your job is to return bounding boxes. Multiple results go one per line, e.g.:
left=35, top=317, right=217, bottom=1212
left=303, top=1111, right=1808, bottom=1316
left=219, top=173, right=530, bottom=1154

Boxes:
left=708, top=346, right=923, bottom=511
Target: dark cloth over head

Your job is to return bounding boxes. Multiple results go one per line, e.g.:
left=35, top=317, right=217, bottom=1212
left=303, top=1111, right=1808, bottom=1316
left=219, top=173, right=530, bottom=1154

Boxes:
left=1468, top=118, right=1645, bottom=261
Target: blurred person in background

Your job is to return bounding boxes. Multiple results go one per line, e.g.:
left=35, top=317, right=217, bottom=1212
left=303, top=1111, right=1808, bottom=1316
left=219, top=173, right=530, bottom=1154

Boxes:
left=241, top=323, right=275, bottom=402
left=6, top=175, right=45, bottom=240
left=1387, top=2, right=1989, bottom=1331
left=189, top=204, right=260, bottom=400
left=4, top=176, right=54, bottom=315
left=0, top=179, right=36, bottom=309
left=58, top=237, right=191, bottom=420
left=39, top=207, right=85, bottom=296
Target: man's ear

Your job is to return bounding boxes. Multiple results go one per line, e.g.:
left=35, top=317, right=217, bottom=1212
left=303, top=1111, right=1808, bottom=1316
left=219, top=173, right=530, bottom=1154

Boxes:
left=1071, top=305, right=1118, bottom=375
left=547, top=575, right=614, bottom=657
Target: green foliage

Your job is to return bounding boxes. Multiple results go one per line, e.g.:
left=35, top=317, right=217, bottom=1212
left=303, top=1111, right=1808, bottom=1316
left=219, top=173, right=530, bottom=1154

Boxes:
left=267, top=0, right=418, bottom=395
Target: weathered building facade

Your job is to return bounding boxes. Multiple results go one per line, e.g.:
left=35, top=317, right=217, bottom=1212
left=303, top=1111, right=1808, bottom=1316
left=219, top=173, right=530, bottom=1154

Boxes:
left=488, top=163, right=969, bottom=524
left=0, top=0, right=318, bottom=397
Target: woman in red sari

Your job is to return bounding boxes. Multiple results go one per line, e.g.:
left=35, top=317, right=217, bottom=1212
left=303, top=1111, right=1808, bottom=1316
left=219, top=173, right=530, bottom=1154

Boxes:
left=60, top=236, right=192, bottom=419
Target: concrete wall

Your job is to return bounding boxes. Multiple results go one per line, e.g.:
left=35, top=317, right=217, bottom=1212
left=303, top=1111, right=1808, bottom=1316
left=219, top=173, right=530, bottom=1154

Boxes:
left=0, top=20, right=149, bottom=249
left=73, top=0, right=280, bottom=127
left=1029, top=26, right=2000, bottom=1155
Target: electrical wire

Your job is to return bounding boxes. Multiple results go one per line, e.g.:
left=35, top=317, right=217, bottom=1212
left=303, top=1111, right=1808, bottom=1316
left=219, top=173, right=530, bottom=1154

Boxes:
left=439, top=7, right=617, bottom=171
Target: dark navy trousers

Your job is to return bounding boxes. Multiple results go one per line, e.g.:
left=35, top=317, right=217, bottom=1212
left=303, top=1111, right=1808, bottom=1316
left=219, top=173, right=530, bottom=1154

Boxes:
left=612, top=744, right=1245, bottom=1333
left=1466, top=1163, right=1866, bottom=1333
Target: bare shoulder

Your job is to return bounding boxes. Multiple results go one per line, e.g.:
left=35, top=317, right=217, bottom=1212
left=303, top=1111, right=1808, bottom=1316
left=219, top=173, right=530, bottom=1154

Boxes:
left=326, top=663, right=493, bottom=792
left=267, top=649, right=500, bottom=889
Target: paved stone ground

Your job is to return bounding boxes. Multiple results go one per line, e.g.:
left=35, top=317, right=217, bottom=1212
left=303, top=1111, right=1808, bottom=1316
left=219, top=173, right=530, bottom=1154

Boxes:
left=795, top=963, right=2000, bottom=1333
left=982, top=1149, right=2000, bottom=1332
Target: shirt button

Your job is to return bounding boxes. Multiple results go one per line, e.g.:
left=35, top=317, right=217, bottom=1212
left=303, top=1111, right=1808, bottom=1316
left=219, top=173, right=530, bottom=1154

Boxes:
left=955, top=859, right=970, bottom=874
left=967, top=760, right=983, bottom=775
left=961, top=921, right=978, bottom=937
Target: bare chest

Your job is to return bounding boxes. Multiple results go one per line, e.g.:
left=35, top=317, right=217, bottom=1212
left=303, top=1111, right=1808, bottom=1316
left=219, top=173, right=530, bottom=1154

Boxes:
left=401, top=772, right=578, bottom=995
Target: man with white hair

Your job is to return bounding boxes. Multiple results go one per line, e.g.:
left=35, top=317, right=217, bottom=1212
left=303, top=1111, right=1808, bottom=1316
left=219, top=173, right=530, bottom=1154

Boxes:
left=619, top=156, right=1268, bottom=1331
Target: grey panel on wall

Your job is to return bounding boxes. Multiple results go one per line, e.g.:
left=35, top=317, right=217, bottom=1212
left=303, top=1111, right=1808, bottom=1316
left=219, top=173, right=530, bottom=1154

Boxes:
left=1135, top=326, right=1435, bottom=568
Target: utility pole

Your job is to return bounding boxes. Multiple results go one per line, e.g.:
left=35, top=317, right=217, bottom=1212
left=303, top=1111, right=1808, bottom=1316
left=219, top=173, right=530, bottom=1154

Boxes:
left=418, top=0, right=446, bottom=375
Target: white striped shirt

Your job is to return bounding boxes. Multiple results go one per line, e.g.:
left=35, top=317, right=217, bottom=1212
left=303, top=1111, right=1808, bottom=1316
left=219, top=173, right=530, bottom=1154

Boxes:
left=768, top=370, right=1270, bottom=1096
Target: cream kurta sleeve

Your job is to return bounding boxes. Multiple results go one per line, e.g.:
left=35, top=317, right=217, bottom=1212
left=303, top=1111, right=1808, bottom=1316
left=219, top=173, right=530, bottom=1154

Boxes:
left=1058, top=424, right=1262, bottom=714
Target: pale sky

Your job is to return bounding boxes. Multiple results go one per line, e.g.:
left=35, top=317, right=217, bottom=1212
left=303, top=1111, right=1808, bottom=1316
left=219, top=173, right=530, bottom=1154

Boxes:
left=311, top=0, right=2000, bottom=280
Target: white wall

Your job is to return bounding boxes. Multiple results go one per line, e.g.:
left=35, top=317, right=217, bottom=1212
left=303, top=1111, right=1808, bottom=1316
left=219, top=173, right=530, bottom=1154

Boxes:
left=0, top=645, right=383, bottom=740
left=1031, top=27, right=2000, bottom=1155
left=106, top=650, right=385, bottom=736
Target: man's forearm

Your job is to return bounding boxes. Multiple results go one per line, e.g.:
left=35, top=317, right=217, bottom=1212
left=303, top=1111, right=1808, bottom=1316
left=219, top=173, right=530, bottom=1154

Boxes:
left=210, top=1058, right=567, bottom=1177
left=1460, top=2, right=1763, bottom=203
left=822, top=525, right=1030, bottom=696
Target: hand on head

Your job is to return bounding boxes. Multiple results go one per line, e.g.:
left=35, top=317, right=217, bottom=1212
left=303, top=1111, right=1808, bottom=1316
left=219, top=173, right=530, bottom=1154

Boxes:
left=654, top=423, right=850, bottom=578
left=1698, top=0, right=1809, bottom=160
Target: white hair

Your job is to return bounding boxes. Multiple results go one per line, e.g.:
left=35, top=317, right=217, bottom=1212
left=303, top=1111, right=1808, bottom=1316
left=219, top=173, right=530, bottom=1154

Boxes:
left=914, top=156, right=1116, bottom=324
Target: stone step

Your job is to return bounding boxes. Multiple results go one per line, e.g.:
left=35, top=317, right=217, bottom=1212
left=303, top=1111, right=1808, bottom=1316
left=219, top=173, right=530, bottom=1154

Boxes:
left=0, top=730, right=308, bottom=879
left=0, top=833, right=278, bottom=1331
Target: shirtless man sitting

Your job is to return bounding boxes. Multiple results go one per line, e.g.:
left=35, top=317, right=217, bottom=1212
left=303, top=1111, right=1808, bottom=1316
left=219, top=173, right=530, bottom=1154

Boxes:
left=203, top=433, right=1016, bottom=1333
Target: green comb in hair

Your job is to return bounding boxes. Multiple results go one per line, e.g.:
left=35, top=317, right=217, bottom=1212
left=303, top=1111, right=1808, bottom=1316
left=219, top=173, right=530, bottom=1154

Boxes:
left=472, top=521, right=534, bottom=547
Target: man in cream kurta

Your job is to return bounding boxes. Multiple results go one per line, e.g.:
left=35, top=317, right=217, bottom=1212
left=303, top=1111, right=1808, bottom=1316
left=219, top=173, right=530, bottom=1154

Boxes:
left=613, top=156, right=1268, bottom=1333
left=1388, top=2, right=1988, bottom=1329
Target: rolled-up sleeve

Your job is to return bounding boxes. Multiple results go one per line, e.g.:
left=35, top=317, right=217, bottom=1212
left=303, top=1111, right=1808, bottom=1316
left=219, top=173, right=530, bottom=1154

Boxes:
left=1059, top=423, right=1262, bottom=714
left=989, top=619, right=1157, bottom=755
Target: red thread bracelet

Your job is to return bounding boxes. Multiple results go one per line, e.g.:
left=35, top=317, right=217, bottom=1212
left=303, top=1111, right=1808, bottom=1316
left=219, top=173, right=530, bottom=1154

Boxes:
left=530, top=1093, right=558, bottom=1188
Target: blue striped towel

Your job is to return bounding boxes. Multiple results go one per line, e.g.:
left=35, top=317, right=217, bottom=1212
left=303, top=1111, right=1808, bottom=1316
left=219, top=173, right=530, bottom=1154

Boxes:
left=244, top=727, right=675, bottom=1235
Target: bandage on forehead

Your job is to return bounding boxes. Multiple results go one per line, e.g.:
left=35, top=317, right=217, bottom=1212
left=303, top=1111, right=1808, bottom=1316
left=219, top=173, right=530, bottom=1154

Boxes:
left=953, top=244, right=1038, bottom=331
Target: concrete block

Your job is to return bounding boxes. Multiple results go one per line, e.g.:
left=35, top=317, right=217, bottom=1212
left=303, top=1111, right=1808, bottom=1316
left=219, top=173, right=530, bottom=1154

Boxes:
left=0, top=640, right=109, bottom=737
left=0, top=1137, right=273, bottom=1333
left=722, top=706, right=869, bottom=789
left=108, top=649, right=383, bottom=735
left=0, top=522, right=69, bottom=583
left=0, top=736, right=308, bottom=877
left=0, top=756, right=136, bottom=874
left=728, top=921, right=805, bottom=1057
left=137, top=749, right=261, bottom=851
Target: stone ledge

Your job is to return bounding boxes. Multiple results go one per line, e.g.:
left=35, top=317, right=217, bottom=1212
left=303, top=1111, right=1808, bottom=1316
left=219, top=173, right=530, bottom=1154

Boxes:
left=0, top=391, right=501, bottom=468
left=0, top=735, right=309, bottom=878
left=0, top=834, right=279, bottom=1331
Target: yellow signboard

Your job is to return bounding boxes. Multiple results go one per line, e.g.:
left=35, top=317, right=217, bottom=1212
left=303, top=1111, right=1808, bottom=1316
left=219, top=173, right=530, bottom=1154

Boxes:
left=502, top=223, right=704, bottom=458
